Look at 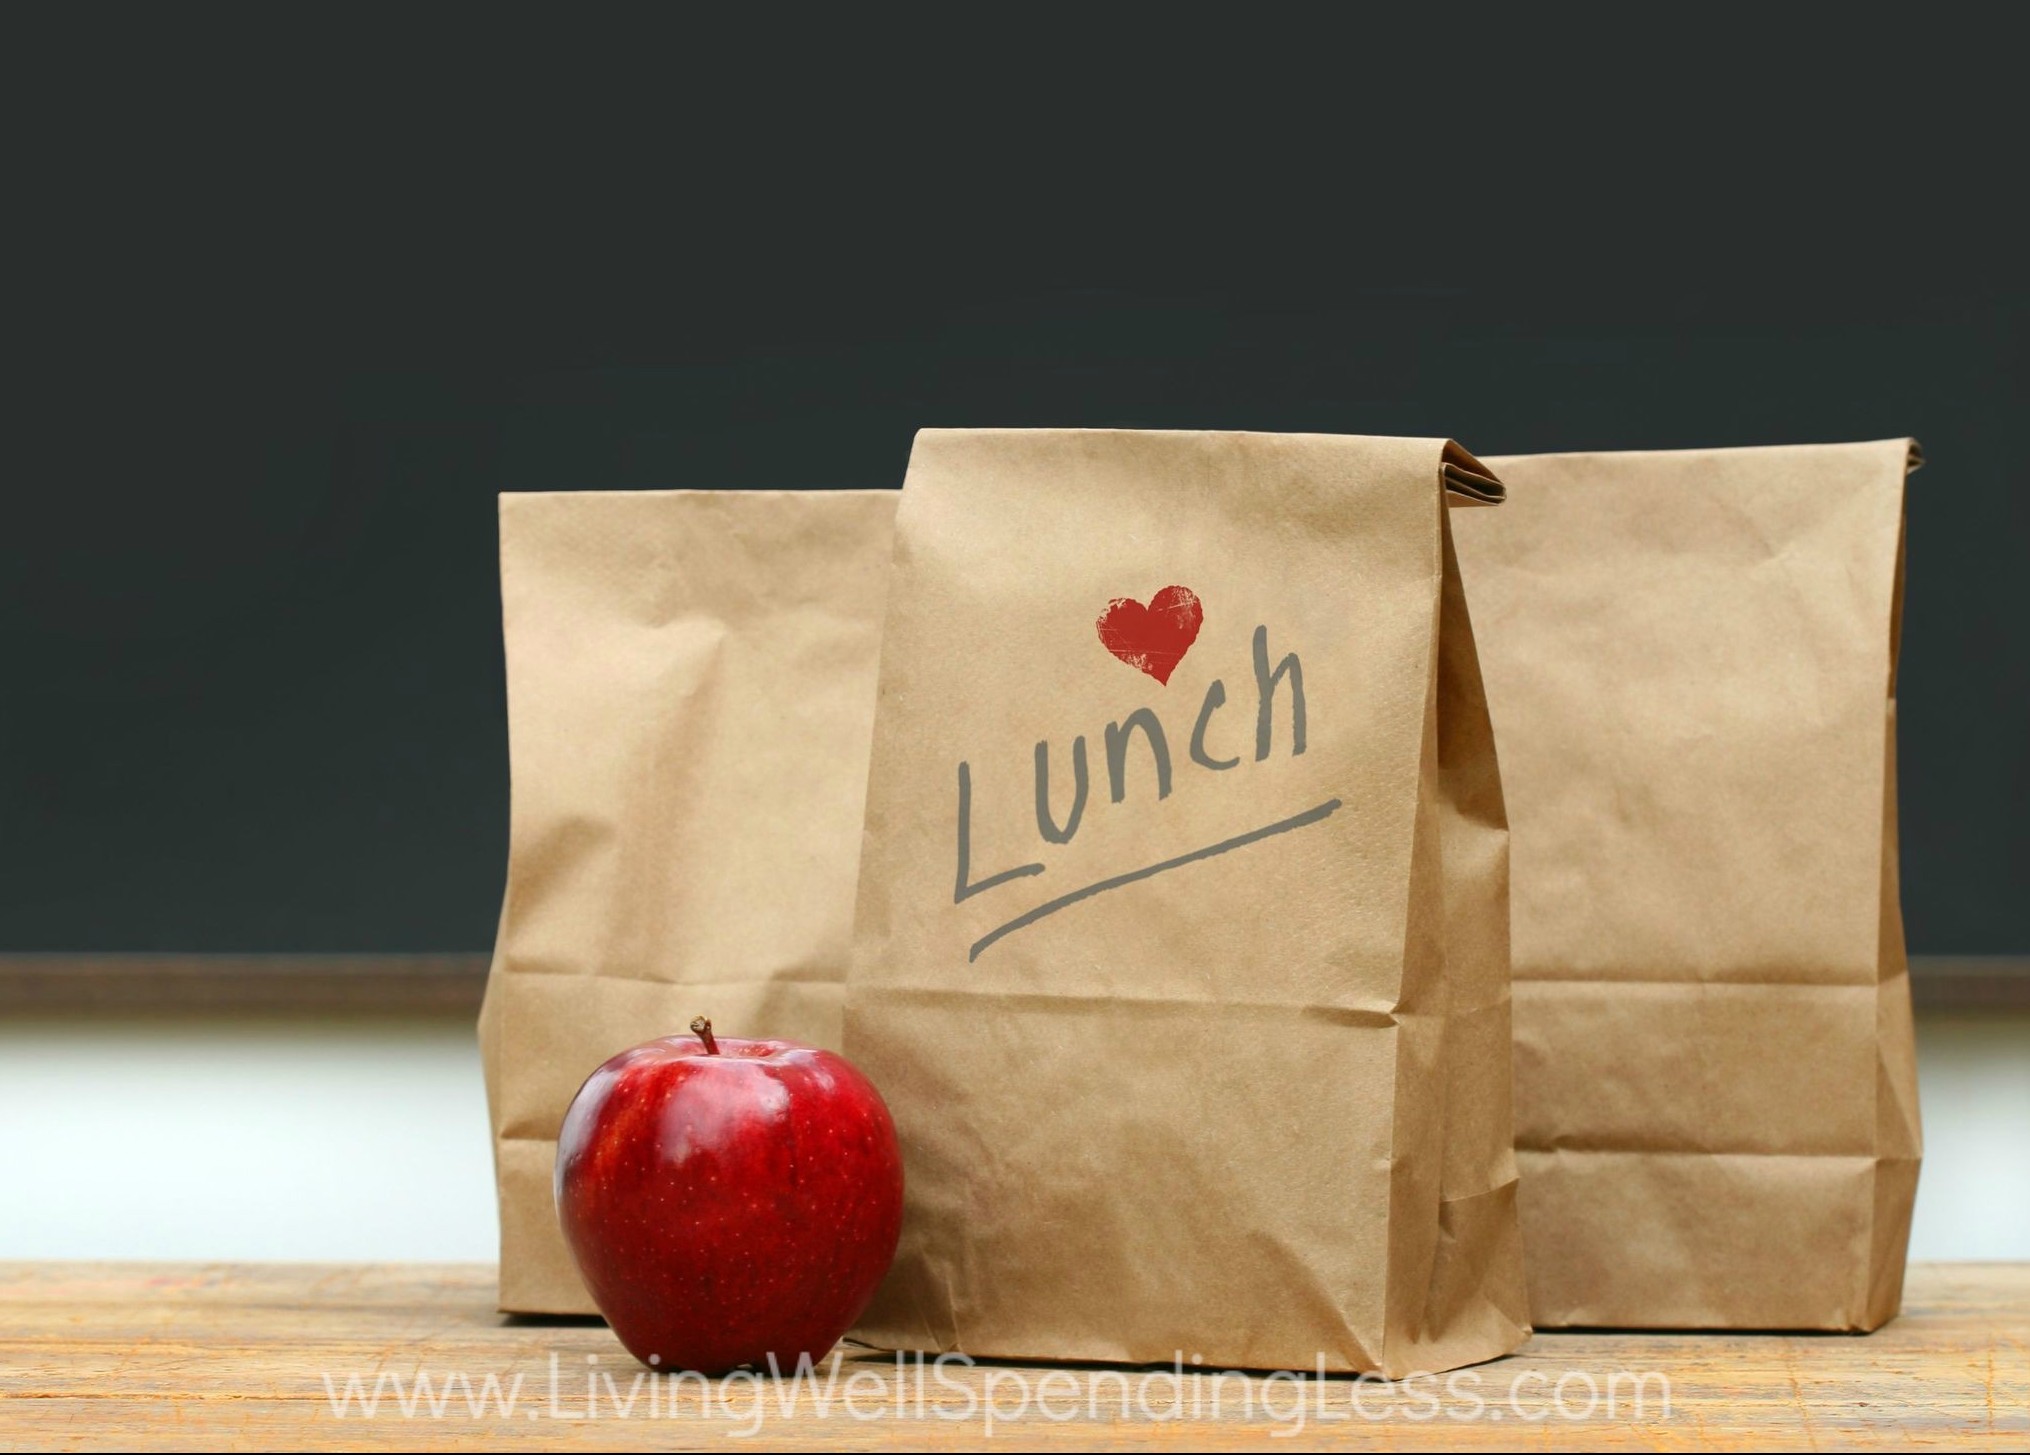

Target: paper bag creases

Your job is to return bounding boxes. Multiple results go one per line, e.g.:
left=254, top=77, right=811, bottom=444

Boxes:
left=845, top=429, right=1529, bottom=1376
left=480, top=489, right=896, bottom=1313
left=1453, top=439, right=1922, bottom=1330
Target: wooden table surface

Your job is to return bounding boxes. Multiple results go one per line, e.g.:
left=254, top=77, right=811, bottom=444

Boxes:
left=1, top=1262, right=2024, bottom=1451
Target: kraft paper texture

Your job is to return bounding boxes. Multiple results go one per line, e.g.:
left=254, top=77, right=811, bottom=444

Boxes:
left=845, top=429, right=1531, bottom=1377
left=479, top=489, right=897, bottom=1313
left=1451, top=439, right=1923, bottom=1330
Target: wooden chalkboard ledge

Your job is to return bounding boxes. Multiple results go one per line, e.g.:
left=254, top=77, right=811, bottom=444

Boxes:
left=0, top=953, right=489, bottom=1014
left=0, top=954, right=2025, bottom=1016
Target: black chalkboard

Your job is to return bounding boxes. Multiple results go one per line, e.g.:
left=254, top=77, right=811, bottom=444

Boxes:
left=6, top=35, right=2023, bottom=955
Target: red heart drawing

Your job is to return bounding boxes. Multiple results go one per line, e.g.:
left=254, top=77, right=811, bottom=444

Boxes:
left=1096, top=585, right=1204, bottom=685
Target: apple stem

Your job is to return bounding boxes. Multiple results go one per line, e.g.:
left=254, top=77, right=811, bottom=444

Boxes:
left=689, top=1016, right=720, bottom=1055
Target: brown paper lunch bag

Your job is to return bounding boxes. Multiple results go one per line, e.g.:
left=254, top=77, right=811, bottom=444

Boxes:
left=479, top=488, right=896, bottom=1313
left=1450, top=439, right=1923, bottom=1330
left=844, top=429, right=1531, bottom=1377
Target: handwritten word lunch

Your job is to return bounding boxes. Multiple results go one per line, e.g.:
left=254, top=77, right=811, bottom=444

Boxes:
left=955, top=625, right=1310, bottom=908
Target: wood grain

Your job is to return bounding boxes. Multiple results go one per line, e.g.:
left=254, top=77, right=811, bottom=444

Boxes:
left=0, top=1262, right=2023, bottom=1450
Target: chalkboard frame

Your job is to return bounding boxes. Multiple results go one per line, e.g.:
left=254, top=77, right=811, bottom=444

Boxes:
left=0, top=955, right=2020, bottom=1016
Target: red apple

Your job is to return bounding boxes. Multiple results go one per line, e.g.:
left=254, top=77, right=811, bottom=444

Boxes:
left=554, top=1017, right=904, bottom=1374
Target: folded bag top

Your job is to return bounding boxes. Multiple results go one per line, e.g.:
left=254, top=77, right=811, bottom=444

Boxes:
left=846, top=429, right=1529, bottom=1377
